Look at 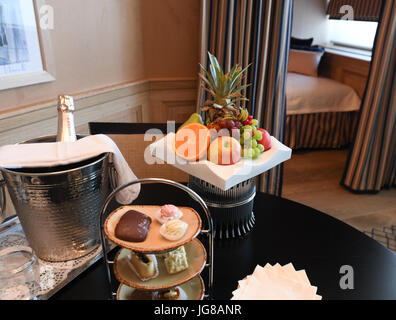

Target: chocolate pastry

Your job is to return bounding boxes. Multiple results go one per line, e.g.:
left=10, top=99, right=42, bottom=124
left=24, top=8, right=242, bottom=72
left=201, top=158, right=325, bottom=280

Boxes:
left=115, top=210, right=151, bottom=242
left=155, top=288, right=181, bottom=300
left=128, top=290, right=154, bottom=300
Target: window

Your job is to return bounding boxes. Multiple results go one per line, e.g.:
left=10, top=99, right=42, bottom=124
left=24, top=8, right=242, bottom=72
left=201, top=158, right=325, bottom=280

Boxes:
left=328, top=19, right=378, bottom=51
left=325, top=0, right=381, bottom=52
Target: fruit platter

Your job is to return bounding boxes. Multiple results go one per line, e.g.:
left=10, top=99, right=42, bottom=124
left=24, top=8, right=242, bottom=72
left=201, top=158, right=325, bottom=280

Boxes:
left=149, top=53, right=291, bottom=191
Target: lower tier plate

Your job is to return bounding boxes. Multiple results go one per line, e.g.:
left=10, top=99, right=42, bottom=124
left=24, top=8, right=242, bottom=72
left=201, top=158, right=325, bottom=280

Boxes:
left=116, top=275, right=205, bottom=300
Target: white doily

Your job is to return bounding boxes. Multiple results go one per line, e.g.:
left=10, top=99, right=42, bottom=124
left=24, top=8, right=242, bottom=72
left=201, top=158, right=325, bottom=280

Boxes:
left=0, top=284, right=31, bottom=300
left=0, top=221, right=104, bottom=299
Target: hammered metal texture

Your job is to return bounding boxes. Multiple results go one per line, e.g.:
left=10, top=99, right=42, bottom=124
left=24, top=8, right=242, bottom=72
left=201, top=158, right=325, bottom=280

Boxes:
left=1, top=153, right=110, bottom=262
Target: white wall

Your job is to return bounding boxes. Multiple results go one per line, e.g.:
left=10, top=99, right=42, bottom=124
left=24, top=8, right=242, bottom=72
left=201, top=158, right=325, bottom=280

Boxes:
left=0, top=0, right=146, bottom=112
left=292, top=0, right=329, bottom=45
left=0, top=0, right=201, bottom=114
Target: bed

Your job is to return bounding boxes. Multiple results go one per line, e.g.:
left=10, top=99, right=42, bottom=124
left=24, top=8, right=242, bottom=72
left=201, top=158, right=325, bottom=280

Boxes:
left=285, top=72, right=361, bottom=150
left=284, top=39, right=363, bottom=150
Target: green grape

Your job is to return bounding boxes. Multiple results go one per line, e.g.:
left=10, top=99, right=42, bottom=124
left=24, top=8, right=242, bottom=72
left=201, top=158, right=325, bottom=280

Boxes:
left=253, top=130, right=263, bottom=141
left=242, top=148, right=254, bottom=158
left=257, top=144, right=265, bottom=153
left=252, top=139, right=258, bottom=148
left=251, top=119, right=259, bottom=127
left=252, top=147, right=261, bottom=159
left=243, top=131, right=252, bottom=141
left=242, top=125, right=252, bottom=131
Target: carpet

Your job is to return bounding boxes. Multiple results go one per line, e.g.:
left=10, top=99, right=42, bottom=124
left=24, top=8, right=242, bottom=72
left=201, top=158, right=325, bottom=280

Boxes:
left=364, top=226, right=396, bottom=253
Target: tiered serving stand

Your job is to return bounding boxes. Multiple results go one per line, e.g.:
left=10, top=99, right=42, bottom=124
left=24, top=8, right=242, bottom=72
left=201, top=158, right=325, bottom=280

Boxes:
left=99, top=178, right=214, bottom=300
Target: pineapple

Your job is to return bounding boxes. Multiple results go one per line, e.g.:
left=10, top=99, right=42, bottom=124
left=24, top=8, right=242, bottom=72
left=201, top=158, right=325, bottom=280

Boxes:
left=199, top=52, right=251, bottom=129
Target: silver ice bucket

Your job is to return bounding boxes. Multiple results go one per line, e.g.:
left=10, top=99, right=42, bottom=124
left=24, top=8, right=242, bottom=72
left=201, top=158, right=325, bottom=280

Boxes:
left=0, top=135, right=111, bottom=262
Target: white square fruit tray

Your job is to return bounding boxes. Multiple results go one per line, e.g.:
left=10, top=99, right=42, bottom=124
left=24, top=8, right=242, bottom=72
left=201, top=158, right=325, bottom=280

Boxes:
left=149, top=132, right=292, bottom=191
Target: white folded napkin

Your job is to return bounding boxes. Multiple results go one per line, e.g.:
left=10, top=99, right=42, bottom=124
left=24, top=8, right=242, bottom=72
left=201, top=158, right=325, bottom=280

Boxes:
left=0, top=134, right=140, bottom=204
left=231, top=263, right=322, bottom=300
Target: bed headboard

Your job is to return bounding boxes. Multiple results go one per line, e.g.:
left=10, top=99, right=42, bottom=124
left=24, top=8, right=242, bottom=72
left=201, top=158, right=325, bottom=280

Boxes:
left=318, top=52, right=371, bottom=99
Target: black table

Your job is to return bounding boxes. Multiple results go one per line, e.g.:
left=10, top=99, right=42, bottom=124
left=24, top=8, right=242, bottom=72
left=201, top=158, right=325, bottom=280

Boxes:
left=51, top=184, right=396, bottom=300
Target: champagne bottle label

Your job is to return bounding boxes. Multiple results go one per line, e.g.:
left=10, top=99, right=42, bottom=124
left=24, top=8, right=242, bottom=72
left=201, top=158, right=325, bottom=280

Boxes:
left=56, top=95, right=77, bottom=142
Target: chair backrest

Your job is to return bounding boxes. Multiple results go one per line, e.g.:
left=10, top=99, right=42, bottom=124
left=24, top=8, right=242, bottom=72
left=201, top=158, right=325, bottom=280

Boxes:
left=89, top=123, right=188, bottom=183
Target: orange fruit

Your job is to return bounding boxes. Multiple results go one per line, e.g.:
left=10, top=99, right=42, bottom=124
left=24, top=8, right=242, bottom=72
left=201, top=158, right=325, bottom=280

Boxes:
left=174, top=123, right=210, bottom=161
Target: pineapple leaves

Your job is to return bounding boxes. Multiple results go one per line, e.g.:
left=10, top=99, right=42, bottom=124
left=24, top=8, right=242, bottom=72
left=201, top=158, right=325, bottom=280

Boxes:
left=199, top=52, right=251, bottom=121
left=208, top=53, right=223, bottom=82
left=199, top=64, right=216, bottom=90
left=233, top=83, right=251, bottom=94
left=229, top=64, right=251, bottom=93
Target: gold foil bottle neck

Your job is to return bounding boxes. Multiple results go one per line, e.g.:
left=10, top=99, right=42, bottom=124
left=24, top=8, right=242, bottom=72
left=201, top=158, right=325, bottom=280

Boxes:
left=56, top=94, right=77, bottom=142
left=58, top=95, right=75, bottom=112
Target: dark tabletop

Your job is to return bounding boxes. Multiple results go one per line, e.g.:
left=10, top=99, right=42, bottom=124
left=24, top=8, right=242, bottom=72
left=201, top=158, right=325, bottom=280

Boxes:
left=51, top=184, right=396, bottom=300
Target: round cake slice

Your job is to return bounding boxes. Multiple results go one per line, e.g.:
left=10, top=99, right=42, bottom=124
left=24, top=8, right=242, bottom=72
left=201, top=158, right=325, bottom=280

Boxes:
left=127, top=251, right=159, bottom=281
left=115, top=210, right=152, bottom=242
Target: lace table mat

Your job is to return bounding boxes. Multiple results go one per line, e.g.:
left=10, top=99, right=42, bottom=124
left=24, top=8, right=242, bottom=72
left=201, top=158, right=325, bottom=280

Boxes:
left=0, top=218, right=108, bottom=300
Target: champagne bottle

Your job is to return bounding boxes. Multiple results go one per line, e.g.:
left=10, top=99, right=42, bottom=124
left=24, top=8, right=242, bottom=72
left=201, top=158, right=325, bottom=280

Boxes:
left=56, top=95, right=77, bottom=142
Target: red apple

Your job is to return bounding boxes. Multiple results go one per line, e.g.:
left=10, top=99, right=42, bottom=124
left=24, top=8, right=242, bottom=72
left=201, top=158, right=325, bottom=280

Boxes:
left=257, top=128, right=271, bottom=151
left=208, top=136, right=242, bottom=165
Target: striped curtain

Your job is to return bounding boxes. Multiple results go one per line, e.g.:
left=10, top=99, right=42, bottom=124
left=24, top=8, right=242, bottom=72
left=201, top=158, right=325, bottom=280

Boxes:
left=197, top=0, right=293, bottom=196
left=285, top=111, right=359, bottom=150
left=327, top=0, right=384, bottom=21
left=342, top=0, right=396, bottom=192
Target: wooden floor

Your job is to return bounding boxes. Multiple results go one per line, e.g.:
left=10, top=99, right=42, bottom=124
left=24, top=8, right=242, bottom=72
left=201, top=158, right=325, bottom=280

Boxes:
left=282, top=149, right=396, bottom=233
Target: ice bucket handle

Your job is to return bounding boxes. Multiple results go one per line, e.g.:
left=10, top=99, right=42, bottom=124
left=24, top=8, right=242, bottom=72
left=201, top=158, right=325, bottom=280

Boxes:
left=0, top=176, right=6, bottom=223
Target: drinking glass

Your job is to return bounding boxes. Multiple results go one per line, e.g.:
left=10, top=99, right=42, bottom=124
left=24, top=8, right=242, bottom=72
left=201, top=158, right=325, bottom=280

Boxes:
left=0, top=246, right=39, bottom=300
